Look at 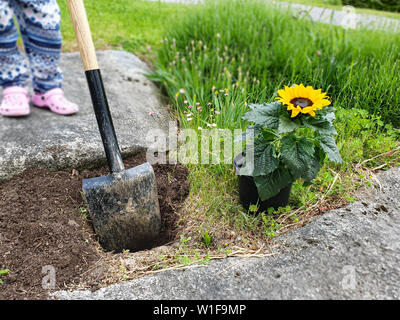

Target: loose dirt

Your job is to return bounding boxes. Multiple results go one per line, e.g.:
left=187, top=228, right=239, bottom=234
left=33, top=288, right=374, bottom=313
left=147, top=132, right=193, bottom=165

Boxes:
left=0, top=152, right=190, bottom=300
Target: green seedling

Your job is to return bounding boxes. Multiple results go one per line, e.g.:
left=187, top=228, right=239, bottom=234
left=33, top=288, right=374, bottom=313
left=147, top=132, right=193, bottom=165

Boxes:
left=248, top=204, right=259, bottom=214
left=201, top=231, right=212, bottom=248
left=0, top=269, right=10, bottom=285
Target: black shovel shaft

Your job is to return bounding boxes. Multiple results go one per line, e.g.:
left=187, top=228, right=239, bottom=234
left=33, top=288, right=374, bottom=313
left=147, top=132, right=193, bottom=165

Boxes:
left=86, top=69, right=125, bottom=173
left=67, top=0, right=124, bottom=174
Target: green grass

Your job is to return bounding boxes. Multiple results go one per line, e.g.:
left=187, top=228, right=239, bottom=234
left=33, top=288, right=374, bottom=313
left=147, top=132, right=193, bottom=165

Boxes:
left=58, top=0, right=189, bottom=59
left=57, top=0, right=400, bottom=57
left=149, top=0, right=400, bottom=244
left=151, top=0, right=400, bottom=127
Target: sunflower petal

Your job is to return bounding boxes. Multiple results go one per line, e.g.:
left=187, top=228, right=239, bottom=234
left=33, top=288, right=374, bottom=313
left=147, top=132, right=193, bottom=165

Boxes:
left=286, top=103, right=295, bottom=110
left=291, top=107, right=301, bottom=118
left=320, top=99, right=331, bottom=107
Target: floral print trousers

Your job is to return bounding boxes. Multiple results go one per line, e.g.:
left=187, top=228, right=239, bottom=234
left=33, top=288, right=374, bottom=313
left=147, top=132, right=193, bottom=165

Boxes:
left=0, top=0, right=62, bottom=93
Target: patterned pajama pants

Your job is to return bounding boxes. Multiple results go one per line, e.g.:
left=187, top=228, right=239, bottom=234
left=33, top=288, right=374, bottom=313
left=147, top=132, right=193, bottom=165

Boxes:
left=0, top=0, right=62, bottom=93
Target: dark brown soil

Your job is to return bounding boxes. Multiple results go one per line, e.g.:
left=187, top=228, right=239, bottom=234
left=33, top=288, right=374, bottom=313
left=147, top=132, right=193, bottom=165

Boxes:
left=0, top=152, right=190, bottom=300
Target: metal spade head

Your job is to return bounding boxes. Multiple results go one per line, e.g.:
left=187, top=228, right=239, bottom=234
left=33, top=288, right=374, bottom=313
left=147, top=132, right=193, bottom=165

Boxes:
left=82, top=162, right=161, bottom=252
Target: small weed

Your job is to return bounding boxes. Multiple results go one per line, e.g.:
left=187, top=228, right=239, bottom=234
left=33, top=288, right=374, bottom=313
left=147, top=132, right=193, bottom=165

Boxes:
left=0, top=269, right=10, bottom=285
left=176, top=255, right=192, bottom=266
left=345, top=194, right=356, bottom=203
left=78, top=206, right=89, bottom=222
left=223, top=247, right=231, bottom=257
left=261, top=213, right=281, bottom=239
left=201, top=231, right=212, bottom=248
left=202, top=253, right=211, bottom=265
left=119, top=263, right=128, bottom=281
left=248, top=204, right=259, bottom=214
left=179, top=235, right=192, bottom=246
left=152, top=264, right=161, bottom=271
left=176, top=235, right=193, bottom=265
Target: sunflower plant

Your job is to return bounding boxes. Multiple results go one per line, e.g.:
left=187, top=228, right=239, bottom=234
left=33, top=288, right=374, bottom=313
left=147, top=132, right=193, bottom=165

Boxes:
left=239, top=84, right=342, bottom=201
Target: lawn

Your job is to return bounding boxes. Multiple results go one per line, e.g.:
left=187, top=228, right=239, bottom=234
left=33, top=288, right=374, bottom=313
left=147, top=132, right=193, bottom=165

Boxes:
left=57, top=0, right=400, bottom=278
left=58, top=0, right=190, bottom=59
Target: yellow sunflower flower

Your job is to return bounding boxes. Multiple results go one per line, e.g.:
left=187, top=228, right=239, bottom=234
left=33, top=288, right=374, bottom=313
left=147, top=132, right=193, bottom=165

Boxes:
left=275, top=84, right=331, bottom=118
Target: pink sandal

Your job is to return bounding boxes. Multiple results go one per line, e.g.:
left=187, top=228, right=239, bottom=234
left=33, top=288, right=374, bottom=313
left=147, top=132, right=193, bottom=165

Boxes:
left=32, top=88, right=79, bottom=115
left=0, top=86, right=30, bottom=117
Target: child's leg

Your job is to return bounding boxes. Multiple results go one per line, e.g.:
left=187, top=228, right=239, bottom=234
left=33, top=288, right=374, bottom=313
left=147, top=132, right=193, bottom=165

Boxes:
left=0, top=0, right=29, bottom=89
left=11, top=0, right=63, bottom=93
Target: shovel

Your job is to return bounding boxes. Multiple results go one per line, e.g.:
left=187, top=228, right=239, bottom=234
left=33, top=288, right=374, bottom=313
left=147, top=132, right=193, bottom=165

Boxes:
left=67, top=0, right=161, bottom=252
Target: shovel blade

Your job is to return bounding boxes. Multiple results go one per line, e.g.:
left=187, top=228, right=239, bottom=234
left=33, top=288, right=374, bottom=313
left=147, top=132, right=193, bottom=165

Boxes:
left=83, top=162, right=161, bottom=252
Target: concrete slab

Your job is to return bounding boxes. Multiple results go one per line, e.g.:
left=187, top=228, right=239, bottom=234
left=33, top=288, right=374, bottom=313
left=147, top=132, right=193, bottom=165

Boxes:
left=0, top=50, right=172, bottom=182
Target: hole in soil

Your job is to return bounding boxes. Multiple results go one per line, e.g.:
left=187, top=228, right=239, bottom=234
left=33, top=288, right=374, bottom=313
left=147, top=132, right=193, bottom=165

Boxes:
left=0, top=152, right=190, bottom=300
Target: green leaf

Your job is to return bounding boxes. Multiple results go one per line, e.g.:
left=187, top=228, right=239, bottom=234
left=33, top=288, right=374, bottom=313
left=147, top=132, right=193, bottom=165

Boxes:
left=281, top=134, right=319, bottom=180
left=302, top=115, right=337, bottom=135
left=318, top=134, right=343, bottom=163
left=261, top=128, right=280, bottom=142
left=0, top=269, right=9, bottom=275
left=242, top=102, right=283, bottom=130
left=278, top=115, right=301, bottom=134
left=316, top=144, right=327, bottom=165
left=0, top=269, right=9, bottom=285
left=253, top=142, right=279, bottom=176
left=302, top=151, right=322, bottom=182
left=201, top=231, right=212, bottom=247
left=254, top=167, right=293, bottom=201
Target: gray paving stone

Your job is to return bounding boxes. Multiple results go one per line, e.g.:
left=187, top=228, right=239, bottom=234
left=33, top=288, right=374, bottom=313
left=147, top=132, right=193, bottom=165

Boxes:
left=0, top=50, right=172, bottom=182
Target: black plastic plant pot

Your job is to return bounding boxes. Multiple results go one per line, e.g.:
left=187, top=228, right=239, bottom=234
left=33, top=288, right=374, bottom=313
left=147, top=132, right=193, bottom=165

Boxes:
left=234, top=154, right=292, bottom=214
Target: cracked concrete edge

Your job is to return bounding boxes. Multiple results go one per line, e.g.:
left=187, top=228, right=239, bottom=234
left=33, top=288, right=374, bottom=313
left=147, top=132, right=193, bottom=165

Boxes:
left=53, top=166, right=400, bottom=300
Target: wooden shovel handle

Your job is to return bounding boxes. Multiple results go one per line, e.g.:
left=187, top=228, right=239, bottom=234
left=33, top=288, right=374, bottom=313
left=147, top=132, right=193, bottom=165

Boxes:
left=67, top=0, right=99, bottom=71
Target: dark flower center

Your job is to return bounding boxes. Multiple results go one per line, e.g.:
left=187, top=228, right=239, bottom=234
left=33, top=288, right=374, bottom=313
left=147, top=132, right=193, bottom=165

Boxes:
left=290, top=97, right=313, bottom=108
